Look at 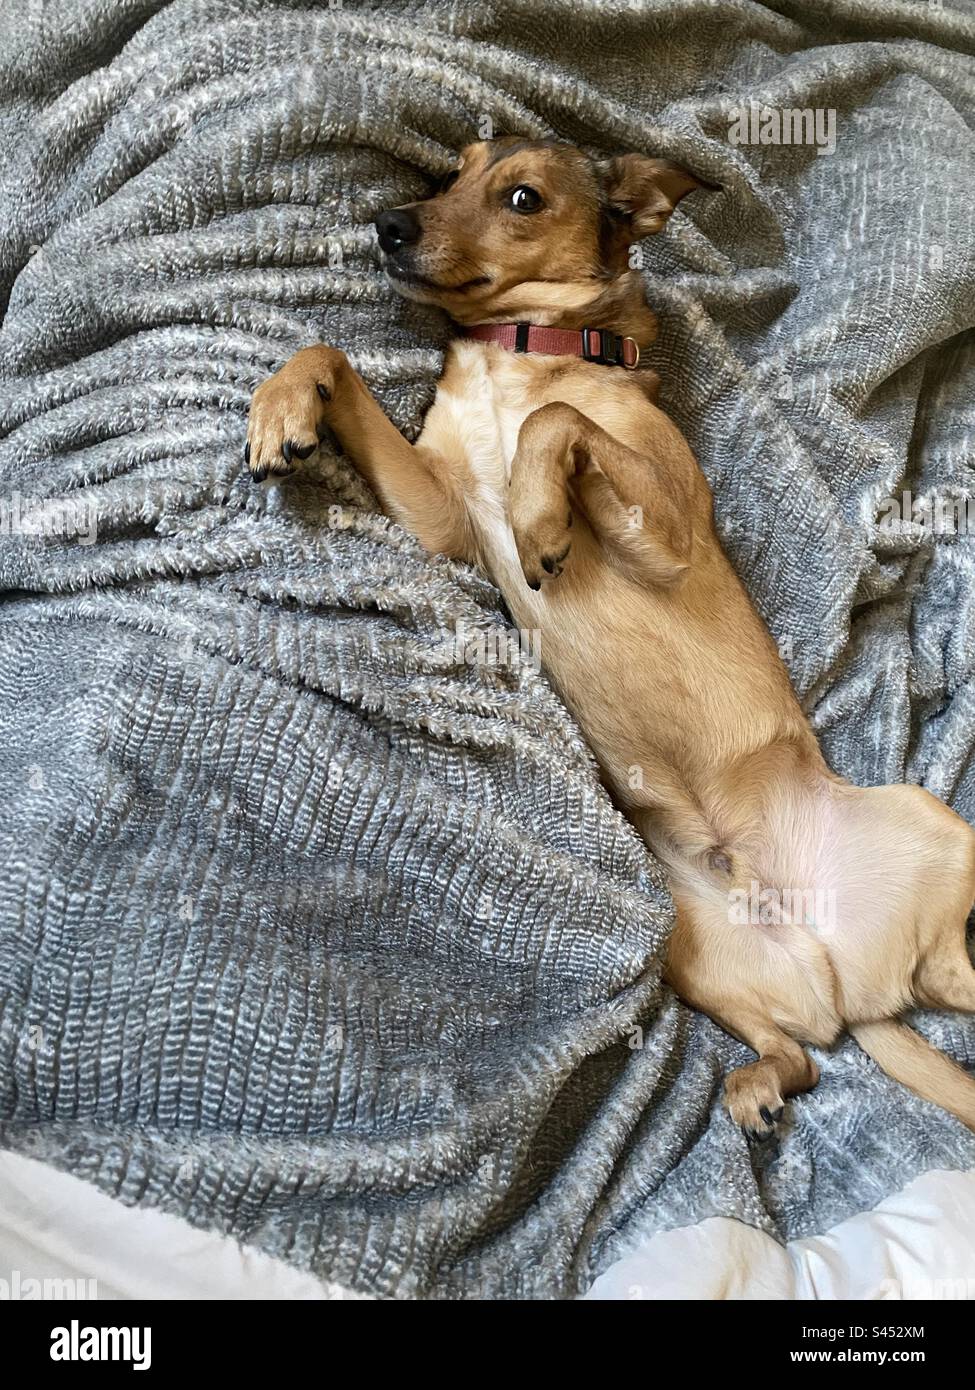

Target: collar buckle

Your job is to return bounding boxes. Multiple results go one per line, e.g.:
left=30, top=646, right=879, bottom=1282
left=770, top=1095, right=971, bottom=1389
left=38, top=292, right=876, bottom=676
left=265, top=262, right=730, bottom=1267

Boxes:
left=581, top=327, right=604, bottom=364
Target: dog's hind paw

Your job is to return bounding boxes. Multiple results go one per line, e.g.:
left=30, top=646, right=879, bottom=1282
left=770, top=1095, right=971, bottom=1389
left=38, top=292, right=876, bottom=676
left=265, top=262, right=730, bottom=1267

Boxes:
left=723, top=1061, right=786, bottom=1139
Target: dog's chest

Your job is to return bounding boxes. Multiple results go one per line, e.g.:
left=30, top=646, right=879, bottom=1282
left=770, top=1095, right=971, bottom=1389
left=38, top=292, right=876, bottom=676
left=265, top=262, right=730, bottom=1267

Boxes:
left=417, top=342, right=541, bottom=581
left=416, top=340, right=651, bottom=601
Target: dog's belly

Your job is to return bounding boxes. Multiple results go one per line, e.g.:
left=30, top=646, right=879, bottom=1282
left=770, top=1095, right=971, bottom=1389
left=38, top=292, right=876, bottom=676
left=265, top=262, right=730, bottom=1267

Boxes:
left=665, top=778, right=975, bottom=1032
left=418, top=347, right=814, bottom=800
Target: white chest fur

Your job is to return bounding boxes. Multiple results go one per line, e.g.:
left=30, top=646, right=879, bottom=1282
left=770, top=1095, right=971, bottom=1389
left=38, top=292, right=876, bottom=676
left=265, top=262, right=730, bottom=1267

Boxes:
left=416, top=340, right=540, bottom=590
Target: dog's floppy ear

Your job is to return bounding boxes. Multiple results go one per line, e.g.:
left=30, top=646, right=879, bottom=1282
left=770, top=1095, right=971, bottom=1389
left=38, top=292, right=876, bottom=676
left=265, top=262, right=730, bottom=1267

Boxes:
left=598, top=156, right=709, bottom=236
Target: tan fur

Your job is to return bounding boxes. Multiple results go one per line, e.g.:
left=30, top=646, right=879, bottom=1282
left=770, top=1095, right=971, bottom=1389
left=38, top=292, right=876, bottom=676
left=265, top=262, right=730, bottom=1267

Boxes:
left=247, top=139, right=975, bottom=1136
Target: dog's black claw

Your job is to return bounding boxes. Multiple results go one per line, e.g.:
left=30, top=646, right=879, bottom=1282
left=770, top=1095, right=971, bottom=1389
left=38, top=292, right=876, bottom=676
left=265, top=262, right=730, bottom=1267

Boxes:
left=283, top=439, right=294, bottom=463
left=251, top=465, right=269, bottom=483
left=244, top=441, right=251, bottom=465
left=759, top=1106, right=774, bottom=1126
left=293, top=442, right=316, bottom=460
left=317, top=382, right=331, bottom=402
left=554, top=542, right=571, bottom=563
left=541, top=556, right=555, bottom=574
left=746, top=1124, right=774, bottom=1142
left=528, top=580, right=541, bottom=591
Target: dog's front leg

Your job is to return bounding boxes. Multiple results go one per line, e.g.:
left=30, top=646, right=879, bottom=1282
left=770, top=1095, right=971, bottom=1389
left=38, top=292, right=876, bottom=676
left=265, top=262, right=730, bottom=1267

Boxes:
left=247, top=346, right=473, bottom=560
left=507, top=401, right=694, bottom=590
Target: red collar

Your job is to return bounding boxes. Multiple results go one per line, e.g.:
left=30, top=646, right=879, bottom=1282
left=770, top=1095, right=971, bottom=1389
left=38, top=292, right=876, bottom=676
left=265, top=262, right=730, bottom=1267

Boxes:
left=461, top=322, right=642, bottom=369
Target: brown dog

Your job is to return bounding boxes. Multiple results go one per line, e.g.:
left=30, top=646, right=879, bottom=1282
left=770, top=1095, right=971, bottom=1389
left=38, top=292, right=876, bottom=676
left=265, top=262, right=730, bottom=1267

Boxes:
left=247, top=137, right=975, bottom=1136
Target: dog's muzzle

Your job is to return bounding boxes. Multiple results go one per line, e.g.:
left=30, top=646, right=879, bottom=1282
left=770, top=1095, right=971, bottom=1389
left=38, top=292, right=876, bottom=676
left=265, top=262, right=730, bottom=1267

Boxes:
left=374, top=208, right=421, bottom=255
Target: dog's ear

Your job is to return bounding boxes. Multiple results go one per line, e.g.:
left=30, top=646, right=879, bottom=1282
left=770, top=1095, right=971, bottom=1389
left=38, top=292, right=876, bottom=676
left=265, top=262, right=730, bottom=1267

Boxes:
left=598, top=156, right=710, bottom=236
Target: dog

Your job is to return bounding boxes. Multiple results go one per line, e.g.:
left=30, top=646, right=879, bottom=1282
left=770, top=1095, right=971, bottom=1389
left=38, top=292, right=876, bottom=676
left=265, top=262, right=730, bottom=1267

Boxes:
left=246, top=136, right=975, bottom=1137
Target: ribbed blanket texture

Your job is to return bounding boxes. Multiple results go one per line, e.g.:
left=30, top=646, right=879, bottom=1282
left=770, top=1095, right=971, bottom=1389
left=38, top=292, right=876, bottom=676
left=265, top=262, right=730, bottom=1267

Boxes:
left=1, top=0, right=974, bottom=1298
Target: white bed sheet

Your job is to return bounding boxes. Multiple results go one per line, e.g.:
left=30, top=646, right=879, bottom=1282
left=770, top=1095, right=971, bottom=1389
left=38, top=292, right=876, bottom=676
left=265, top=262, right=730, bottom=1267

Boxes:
left=1, top=1150, right=974, bottom=1300
left=585, top=1168, right=975, bottom=1300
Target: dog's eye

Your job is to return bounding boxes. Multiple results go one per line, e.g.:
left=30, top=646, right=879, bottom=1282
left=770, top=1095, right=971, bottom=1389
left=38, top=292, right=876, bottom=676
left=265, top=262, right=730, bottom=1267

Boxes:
left=509, top=185, right=542, bottom=213
left=440, top=169, right=460, bottom=193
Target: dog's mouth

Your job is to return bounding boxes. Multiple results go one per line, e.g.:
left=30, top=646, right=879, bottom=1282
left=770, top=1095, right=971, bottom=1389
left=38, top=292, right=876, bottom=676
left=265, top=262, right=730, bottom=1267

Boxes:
left=384, top=259, right=491, bottom=296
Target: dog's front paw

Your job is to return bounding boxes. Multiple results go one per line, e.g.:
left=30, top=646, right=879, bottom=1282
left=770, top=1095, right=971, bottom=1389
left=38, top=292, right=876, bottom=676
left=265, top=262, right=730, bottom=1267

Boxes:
left=723, top=1061, right=785, bottom=1141
left=245, top=345, right=347, bottom=482
left=511, top=507, right=573, bottom=592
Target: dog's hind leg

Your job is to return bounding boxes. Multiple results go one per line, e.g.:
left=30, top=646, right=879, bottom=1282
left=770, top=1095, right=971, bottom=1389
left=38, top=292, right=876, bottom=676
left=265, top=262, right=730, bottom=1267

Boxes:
left=835, top=782, right=975, bottom=1130
left=719, top=1014, right=821, bottom=1139
left=688, top=994, right=821, bottom=1140
left=845, top=783, right=975, bottom=1015
left=914, top=868, right=975, bottom=1012
left=914, top=812, right=975, bottom=1014
left=916, top=956, right=975, bottom=1013
left=851, top=1020, right=975, bottom=1130
left=665, top=902, right=830, bottom=1139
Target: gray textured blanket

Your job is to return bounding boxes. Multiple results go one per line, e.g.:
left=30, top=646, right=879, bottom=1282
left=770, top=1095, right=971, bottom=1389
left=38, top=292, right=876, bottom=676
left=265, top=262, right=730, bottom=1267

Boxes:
left=1, top=0, right=975, bottom=1300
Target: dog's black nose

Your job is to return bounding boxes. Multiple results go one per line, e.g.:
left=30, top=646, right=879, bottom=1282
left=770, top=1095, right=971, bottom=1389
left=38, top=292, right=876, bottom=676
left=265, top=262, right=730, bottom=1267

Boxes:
left=375, top=208, right=421, bottom=255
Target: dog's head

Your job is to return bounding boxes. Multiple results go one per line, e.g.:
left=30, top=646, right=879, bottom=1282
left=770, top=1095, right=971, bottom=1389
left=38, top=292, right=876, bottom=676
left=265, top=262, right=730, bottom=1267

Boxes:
left=374, top=137, right=709, bottom=333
